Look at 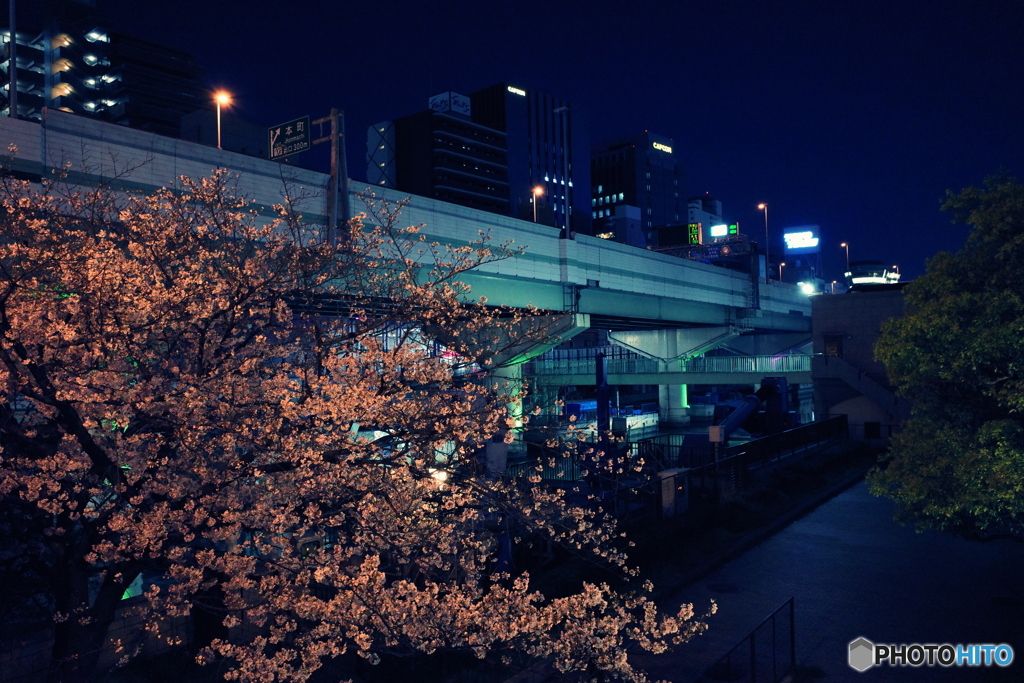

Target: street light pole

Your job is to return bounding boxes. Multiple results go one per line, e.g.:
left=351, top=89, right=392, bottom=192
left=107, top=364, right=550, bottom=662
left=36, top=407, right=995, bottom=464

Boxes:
left=214, top=91, right=231, bottom=150
left=779, top=262, right=786, bottom=281
left=758, top=203, right=769, bottom=281
left=532, top=186, right=544, bottom=223
left=840, top=242, right=850, bottom=271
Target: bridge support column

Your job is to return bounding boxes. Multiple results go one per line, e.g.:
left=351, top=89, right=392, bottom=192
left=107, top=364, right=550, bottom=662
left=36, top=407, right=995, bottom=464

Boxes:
left=486, top=363, right=525, bottom=474
left=612, top=328, right=742, bottom=429
left=659, top=384, right=690, bottom=427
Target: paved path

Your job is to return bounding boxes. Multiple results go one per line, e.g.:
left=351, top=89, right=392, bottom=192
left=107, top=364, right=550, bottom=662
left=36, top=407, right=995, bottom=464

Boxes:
left=636, top=481, right=1024, bottom=682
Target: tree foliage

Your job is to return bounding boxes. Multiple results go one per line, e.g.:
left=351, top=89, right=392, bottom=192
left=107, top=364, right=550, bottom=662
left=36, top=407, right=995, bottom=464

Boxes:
left=870, top=176, right=1024, bottom=539
left=0, top=168, right=710, bottom=682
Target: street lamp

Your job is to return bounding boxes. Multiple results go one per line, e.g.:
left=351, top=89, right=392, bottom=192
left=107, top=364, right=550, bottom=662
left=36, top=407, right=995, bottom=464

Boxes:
left=532, top=185, right=544, bottom=223
left=831, top=280, right=837, bottom=294
left=214, top=90, right=231, bottom=150
left=840, top=242, right=850, bottom=272
left=779, top=262, right=786, bottom=281
left=757, top=203, right=769, bottom=281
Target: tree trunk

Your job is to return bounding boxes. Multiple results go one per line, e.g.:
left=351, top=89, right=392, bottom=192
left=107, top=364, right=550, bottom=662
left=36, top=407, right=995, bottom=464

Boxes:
left=47, top=542, right=138, bottom=683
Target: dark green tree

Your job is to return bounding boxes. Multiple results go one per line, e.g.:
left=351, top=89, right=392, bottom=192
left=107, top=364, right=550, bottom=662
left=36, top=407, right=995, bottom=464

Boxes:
left=870, top=176, right=1024, bottom=539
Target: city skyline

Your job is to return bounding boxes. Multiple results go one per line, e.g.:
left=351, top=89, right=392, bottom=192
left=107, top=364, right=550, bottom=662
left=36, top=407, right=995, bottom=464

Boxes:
left=20, top=0, right=1024, bottom=281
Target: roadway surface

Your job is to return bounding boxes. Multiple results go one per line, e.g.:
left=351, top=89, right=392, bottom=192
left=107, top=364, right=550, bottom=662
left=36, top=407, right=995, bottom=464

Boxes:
left=638, top=481, right=1024, bottom=682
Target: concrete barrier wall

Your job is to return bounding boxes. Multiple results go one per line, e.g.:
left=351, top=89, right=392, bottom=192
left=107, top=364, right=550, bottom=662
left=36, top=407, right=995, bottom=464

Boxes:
left=2, top=112, right=810, bottom=323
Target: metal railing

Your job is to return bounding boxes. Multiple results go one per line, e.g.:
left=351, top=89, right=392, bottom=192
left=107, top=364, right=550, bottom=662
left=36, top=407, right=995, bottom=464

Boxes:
left=629, top=433, right=715, bottom=471
left=526, top=354, right=811, bottom=376
left=680, top=354, right=811, bottom=374
left=695, top=597, right=796, bottom=683
left=506, top=455, right=582, bottom=482
left=628, top=415, right=848, bottom=483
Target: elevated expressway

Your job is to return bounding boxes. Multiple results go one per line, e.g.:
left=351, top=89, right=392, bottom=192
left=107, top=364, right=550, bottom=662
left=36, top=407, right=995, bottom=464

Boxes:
left=2, top=111, right=812, bottom=422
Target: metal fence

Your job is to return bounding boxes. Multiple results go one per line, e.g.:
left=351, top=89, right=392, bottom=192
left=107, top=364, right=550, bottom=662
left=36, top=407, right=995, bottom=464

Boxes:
left=628, top=416, right=849, bottom=503
left=526, top=354, right=811, bottom=376
left=630, top=433, right=715, bottom=471
left=506, top=454, right=582, bottom=482
left=680, top=354, right=811, bottom=374
left=695, top=597, right=796, bottom=683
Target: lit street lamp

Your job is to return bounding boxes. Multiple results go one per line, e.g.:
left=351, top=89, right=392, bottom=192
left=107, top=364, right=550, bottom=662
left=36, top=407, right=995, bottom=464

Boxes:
left=214, top=90, right=231, bottom=150
left=532, top=185, right=544, bottom=223
left=831, top=280, right=837, bottom=294
left=840, top=242, right=850, bottom=272
left=779, top=262, right=786, bottom=281
left=757, top=203, right=769, bottom=280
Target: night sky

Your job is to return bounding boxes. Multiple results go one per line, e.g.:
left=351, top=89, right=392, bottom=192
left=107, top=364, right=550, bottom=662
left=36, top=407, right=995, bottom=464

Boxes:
left=92, top=0, right=1024, bottom=282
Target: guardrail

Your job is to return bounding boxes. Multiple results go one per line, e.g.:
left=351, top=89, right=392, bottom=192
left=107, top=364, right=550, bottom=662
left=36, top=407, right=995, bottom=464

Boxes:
left=681, top=354, right=811, bottom=374
left=526, top=354, right=811, bottom=376
left=695, top=597, right=796, bottom=683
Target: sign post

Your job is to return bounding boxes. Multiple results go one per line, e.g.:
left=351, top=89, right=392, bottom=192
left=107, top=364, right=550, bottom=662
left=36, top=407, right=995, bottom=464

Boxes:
left=268, top=111, right=349, bottom=244
left=311, top=109, right=350, bottom=245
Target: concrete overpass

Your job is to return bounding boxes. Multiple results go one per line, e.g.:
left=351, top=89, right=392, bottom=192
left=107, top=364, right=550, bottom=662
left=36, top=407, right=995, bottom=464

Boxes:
left=2, top=111, right=812, bottom=423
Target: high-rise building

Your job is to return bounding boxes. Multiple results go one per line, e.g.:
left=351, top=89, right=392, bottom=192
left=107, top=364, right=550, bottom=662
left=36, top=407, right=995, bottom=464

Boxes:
left=471, top=83, right=590, bottom=236
left=2, top=0, right=205, bottom=138
left=367, top=92, right=510, bottom=214
left=590, top=132, right=681, bottom=247
left=369, top=83, right=591, bottom=236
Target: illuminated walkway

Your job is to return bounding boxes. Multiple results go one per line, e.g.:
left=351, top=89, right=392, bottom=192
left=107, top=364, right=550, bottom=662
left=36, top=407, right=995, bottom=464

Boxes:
left=641, top=481, right=1024, bottom=682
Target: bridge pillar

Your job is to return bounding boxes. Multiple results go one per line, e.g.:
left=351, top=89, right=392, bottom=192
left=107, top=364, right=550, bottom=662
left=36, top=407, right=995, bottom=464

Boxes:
left=611, top=327, right=745, bottom=428
left=423, top=313, right=587, bottom=475
left=485, top=363, right=524, bottom=474
left=659, top=384, right=690, bottom=427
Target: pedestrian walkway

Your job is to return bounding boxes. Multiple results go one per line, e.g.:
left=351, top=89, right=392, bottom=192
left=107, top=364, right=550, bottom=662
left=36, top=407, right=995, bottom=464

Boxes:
left=637, top=481, right=1024, bottom=682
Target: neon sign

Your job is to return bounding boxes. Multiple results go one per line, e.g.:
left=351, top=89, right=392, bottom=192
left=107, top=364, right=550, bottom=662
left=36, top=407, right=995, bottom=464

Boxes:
left=783, top=231, right=820, bottom=250
left=709, top=223, right=739, bottom=238
left=507, top=86, right=526, bottom=96
left=652, top=141, right=673, bottom=153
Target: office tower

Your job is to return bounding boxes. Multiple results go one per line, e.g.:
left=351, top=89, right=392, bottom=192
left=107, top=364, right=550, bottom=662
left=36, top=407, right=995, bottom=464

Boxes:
left=370, top=83, right=591, bottom=236
left=3, top=0, right=205, bottom=137
left=368, top=92, right=509, bottom=214
left=590, top=132, right=680, bottom=246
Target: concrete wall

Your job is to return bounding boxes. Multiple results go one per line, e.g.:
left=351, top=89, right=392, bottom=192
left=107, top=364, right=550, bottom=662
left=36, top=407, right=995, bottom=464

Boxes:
left=811, top=287, right=908, bottom=444
left=812, top=288, right=905, bottom=383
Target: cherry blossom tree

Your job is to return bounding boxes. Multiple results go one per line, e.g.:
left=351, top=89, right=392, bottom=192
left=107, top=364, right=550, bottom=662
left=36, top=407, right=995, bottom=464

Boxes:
left=0, top=168, right=711, bottom=682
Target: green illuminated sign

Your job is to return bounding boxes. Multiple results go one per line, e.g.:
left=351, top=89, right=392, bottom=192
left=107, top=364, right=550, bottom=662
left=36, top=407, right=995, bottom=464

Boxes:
left=688, top=222, right=701, bottom=244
